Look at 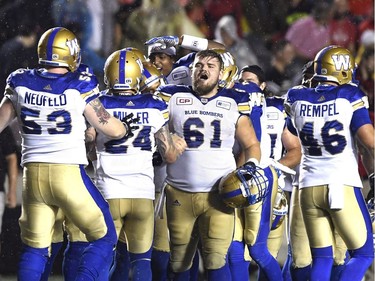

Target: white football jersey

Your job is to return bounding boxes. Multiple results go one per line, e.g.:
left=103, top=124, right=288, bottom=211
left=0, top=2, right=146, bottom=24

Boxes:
left=95, top=93, right=168, bottom=200
left=259, top=97, right=272, bottom=167
left=232, top=82, right=271, bottom=167
left=285, top=84, right=371, bottom=188
left=165, top=86, right=251, bottom=192
left=167, top=65, right=192, bottom=86
left=5, top=68, right=99, bottom=166
left=265, top=96, right=286, bottom=161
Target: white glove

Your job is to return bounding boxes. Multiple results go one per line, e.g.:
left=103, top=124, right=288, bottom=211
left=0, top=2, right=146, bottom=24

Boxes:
left=144, top=36, right=179, bottom=50
left=268, top=158, right=296, bottom=175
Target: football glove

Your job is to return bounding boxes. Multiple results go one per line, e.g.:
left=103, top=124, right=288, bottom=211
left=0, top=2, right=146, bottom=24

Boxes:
left=241, top=158, right=259, bottom=170
left=121, top=113, right=139, bottom=138
left=268, top=158, right=296, bottom=175
left=269, top=158, right=296, bottom=190
left=144, top=36, right=179, bottom=50
left=152, top=151, right=163, bottom=167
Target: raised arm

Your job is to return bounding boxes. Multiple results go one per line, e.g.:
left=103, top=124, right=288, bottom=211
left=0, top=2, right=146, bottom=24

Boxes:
left=84, top=97, right=126, bottom=139
left=145, top=34, right=226, bottom=53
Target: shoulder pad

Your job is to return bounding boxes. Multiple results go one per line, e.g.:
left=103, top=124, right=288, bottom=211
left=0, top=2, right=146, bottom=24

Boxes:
left=69, top=71, right=99, bottom=94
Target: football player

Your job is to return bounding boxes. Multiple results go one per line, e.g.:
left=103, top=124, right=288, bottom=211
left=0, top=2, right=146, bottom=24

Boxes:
left=285, top=45, right=374, bottom=280
left=155, top=49, right=261, bottom=281
left=84, top=48, right=186, bottom=281
left=151, top=48, right=243, bottom=281
left=40, top=63, right=106, bottom=281
left=145, top=35, right=225, bottom=281
left=62, top=55, right=156, bottom=281
left=287, top=59, right=371, bottom=281
left=234, top=65, right=301, bottom=281
left=211, top=50, right=254, bottom=281
left=0, top=27, right=138, bottom=281
left=240, top=64, right=284, bottom=269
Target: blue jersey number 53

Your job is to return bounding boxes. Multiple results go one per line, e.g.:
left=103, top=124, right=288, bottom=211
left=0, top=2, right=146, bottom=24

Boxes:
left=21, top=106, right=72, bottom=134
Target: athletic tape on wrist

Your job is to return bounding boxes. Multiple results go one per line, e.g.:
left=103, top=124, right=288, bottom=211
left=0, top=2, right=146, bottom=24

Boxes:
left=180, top=35, right=208, bottom=51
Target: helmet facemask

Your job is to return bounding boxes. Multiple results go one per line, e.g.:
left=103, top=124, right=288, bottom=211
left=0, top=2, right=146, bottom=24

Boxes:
left=219, top=165, right=269, bottom=208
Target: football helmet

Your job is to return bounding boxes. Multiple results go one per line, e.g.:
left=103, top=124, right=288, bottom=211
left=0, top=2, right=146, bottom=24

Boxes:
left=313, top=45, right=355, bottom=85
left=104, top=49, right=143, bottom=92
left=38, top=27, right=81, bottom=72
left=218, top=164, right=269, bottom=208
left=140, top=61, right=165, bottom=92
left=213, top=49, right=238, bottom=88
left=125, top=47, right=147, bottom=62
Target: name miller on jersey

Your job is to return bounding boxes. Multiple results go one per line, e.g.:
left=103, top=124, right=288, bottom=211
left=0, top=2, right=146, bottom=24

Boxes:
left=113, top=111, right=150, bottom=124
left=299, top=102, right=339, bottom=117
left=24, top=91, right=67, bottom=106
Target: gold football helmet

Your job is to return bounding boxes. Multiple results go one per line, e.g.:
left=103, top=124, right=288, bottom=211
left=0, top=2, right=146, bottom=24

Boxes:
left=313, top=45, right=355, bottom=85
left=38, top=27, right=81, bottom=72
left=140, top=61, right=165, bottom=93
left=125, top=47, right=147, bottom=62
left=218, top=165, right=269, bottom=208
left=104, top=49, right=143, bottom=92
left=212, top=49, right=238, bottom=88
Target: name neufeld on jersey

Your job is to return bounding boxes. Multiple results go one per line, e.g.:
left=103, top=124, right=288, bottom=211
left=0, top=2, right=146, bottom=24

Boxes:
left=24, top=91, right=67, bottom=107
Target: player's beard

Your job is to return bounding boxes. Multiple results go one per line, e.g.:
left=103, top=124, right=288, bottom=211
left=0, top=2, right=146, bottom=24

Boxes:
left=193, top=79, right=217, bottom=96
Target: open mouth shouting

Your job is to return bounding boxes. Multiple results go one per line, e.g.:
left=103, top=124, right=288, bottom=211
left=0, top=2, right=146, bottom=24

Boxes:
left=199, top=72, right=208, bottom=80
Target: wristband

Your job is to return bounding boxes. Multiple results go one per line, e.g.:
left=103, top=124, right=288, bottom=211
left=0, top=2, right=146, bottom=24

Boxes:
left=246, top=158, right=259, bottom=166
left=180, top=35, right=208, bottom=51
